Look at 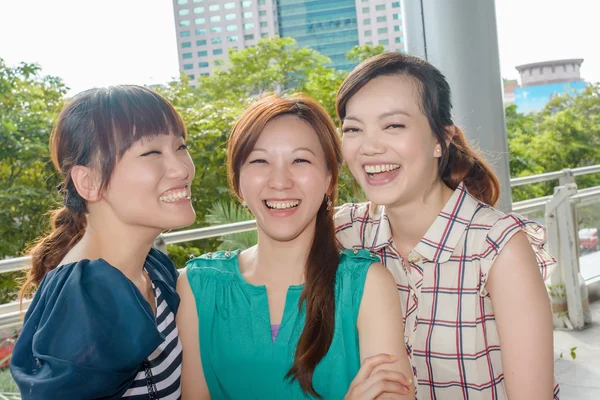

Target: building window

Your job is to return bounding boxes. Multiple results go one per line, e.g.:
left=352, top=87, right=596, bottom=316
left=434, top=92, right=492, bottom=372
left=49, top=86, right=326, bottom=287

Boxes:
left=362, top=7, right=369, bottom=13
left=393, top=13, right=401, bottom=20
left=365, top=41, right=372, bottom=45
left=227, top=35, right=238, bottom=42
left=225, top=13, right=236, bottom=20
left=379, top=39, right=389, bottom=45
left=259, top=10, right=266, bottom=16
left=199, top=62, right=209, bottom=68
left=180, top=30, right=190, bottom=37
left=378, top=27, right=388, bottom=34
left=244, top=33, right=254, bottom=40
left=193, top=6, right=204, bottom=13
left=227, top=24, right=237, bottom=31
left=188, top=74, right=195, bottom=80
left=242, top=0, right=252, bottom=8
left=243, top=11, right=253, bottom=18
left=183, top=63, right=193, bottom=70
left=196, top=39, right=206, bottom=45
left=244, top=22, right=254, bottom=29
left=392, top=1, right=401, bottom=8
left=394, top=25, right=401, bottom=32
left=178, top=9, right=189, bottom=16
left=209, top=4, right=220, bottom=11
left=181, top=41, right=191, bottom=48
left=260, top=21, right=268, bottom=28
left=198, top=50, right=208, bottom=56
left=192, top=0, right=203, bottom=2
left=364, top=30, right=372, bottom=36
left=363, top=18, right=370, bottom=25
left=195, top=28, right=206, bottom=35
left=377, top=16, right=386, bottom=23
left=213, top=48, right=223, bottom=55
left=211, top=26, right=222, bottom=33
left=212, top=37, right=222, bottom=44
left=259, top=0, right=265, bottom=4
left=209, top=15, right=220, bottom=22
left=177, top=0, right=188, bottom=4
left=395, top=36, right=403, bottom=43
left=375, top=4, right=386, bottom=11
left=182, top=52, right=193, bottom=59
left=261, top=32, right=268, bottom=37
left=224, top=2, right=235, bottom=9
left=195, top=17, right=205, bottom=24
left=179, top=20, right=190, bottom=26
left=215, top=60, right=224, bottom=66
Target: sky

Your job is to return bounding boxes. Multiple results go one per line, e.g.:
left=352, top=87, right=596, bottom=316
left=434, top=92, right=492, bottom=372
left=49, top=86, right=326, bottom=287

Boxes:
left=0, top=0, right=598, bottom=95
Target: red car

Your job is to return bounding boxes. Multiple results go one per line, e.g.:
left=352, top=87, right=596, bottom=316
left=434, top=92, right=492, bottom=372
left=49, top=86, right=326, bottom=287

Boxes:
left=579, top=228, right=599, bottom=252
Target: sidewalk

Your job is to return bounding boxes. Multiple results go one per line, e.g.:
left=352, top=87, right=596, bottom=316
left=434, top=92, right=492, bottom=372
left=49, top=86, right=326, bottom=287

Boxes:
left=554, top=300, right=600, bottom=399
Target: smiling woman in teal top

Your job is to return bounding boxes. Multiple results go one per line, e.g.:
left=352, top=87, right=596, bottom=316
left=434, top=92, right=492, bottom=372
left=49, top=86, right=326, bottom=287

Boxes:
left=176, top=95, right=415, bottom=399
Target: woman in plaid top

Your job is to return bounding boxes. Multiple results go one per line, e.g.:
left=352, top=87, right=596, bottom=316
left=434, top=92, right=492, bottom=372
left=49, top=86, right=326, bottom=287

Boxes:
left=334, top=53, right=559, bottom=399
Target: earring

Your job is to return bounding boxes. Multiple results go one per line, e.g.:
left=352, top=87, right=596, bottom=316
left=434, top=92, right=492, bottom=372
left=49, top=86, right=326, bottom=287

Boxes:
left=326, top=195, right=332, bottom=211
left=241, top=201, right=247, bottom=208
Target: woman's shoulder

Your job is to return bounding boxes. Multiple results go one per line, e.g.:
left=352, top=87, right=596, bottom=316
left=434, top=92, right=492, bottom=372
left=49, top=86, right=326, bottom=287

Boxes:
left=335, top=249, right=381, bottom=283
left=334, top=202, right=386, bottom=248
left=185, top=249, right=241, bottom=277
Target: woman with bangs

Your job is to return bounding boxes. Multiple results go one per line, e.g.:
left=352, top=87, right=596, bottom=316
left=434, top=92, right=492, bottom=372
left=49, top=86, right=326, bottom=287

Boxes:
left=10, top=85, right=195, bottom=399
left=176, top=94, right=415, bottom=399
left=334, top=53, right=558, bottom=399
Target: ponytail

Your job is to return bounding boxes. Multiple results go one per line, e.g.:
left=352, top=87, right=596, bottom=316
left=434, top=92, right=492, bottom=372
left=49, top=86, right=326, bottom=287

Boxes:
left=440, top=126, right=500, bottom=206
left=19, top=207, right=86, bottom=304
left=286, top=197, right=339, bottom=398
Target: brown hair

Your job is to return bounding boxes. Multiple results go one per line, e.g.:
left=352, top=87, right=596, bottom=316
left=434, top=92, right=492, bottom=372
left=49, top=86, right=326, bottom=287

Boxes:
left=227, top=94, right=342, bottom=397
left=336, top=52, right=500, bottom=206
left=21, top=85, right=186, bottom=301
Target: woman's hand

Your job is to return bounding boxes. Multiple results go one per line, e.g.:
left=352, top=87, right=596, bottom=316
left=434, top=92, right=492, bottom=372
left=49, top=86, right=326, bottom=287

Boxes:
left=344, top=353, right=412, bottom=400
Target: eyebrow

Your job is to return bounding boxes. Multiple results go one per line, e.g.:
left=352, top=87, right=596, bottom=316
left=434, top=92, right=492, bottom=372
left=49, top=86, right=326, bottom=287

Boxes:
left=344, top=109, right=412, bottom=122
left=252, top=147, right=316, bottom=155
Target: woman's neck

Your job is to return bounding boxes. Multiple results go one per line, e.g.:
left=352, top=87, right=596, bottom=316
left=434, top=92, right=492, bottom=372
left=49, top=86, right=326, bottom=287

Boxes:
left=240, top=221, right=316, bottom=287
left=385, top=181, right=454, bottom=256
left=64, top=212, right=159, bottom=283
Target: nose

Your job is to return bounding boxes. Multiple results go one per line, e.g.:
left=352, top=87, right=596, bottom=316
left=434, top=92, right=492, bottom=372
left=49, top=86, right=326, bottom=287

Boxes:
left=165, top=151, right=191, bottom=181
left=268, top=164, right=293, bottom=191
left=359, top=131, right=386, bottom=156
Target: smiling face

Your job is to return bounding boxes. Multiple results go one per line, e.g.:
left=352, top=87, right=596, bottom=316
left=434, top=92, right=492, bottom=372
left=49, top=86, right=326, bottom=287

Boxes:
left=238, top=115, right=332, bottom=243
left=341, top=75, right=443, bottom=208
left=100, top=133, right=196, bottom=232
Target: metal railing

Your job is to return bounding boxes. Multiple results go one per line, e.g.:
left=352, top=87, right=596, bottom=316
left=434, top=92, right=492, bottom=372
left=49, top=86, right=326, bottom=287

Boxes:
left=1, top=164, right=600, bottom=329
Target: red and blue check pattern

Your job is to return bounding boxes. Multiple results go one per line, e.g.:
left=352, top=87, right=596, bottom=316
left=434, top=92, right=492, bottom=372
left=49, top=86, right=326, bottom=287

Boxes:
left=335, top=182, right=559, bottom=399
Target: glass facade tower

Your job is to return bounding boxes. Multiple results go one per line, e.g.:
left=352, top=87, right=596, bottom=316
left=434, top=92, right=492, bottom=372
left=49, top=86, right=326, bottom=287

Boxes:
left=277, top=0, right=359, bottom=71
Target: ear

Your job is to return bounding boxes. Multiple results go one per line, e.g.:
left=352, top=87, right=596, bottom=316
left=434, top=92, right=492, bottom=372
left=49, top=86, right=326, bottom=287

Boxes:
left=433, top=126, right=455, bottom=158
left=71, top=165, right=101, bottom=202
left=443, top=125, right=455, bottom=147
left=325, top=172, right=333, bottom=196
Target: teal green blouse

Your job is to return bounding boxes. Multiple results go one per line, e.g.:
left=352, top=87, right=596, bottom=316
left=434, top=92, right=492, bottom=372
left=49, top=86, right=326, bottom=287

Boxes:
left=185, top=249, right=379, bottom=399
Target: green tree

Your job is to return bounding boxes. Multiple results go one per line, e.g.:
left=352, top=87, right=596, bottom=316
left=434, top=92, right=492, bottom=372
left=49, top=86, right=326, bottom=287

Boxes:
left=196, top=36, right=332, bottom=102
left=0, top=59, right=67, bottom=302
left=346, top=44, right=386, bottom=64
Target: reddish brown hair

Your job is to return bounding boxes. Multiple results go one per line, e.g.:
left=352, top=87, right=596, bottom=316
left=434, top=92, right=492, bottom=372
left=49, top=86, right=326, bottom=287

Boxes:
left=21, top=85, right=186, bottom=302
left=227, top=94, right=342, bottom=397
left=336, top=52, right=500, bottom=206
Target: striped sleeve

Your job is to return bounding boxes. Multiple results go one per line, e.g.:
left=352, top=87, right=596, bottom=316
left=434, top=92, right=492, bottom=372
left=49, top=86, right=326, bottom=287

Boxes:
left=334, top=202, right=370, bottom=249
left=479, top=213, right=557, bottom=296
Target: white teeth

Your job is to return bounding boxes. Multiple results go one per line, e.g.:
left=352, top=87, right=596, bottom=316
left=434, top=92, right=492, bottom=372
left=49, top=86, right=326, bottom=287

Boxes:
left=364, top=164, right=400, bottom=174
left=265, top=200, right=300, bottom=210
left=160, top=189, right=190, bottom=203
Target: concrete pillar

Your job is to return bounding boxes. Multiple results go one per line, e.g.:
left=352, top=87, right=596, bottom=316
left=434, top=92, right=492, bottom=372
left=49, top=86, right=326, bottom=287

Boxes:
left=401, top=0, right=512, bottom=212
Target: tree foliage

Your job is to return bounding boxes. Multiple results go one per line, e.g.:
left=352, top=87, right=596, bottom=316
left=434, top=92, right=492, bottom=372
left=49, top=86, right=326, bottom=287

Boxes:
left=3, top=41, right=600, bottom=273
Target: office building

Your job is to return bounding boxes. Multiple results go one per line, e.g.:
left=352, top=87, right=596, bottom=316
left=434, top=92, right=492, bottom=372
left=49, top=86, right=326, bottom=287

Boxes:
left=172, top=0, right=405, bottom=80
